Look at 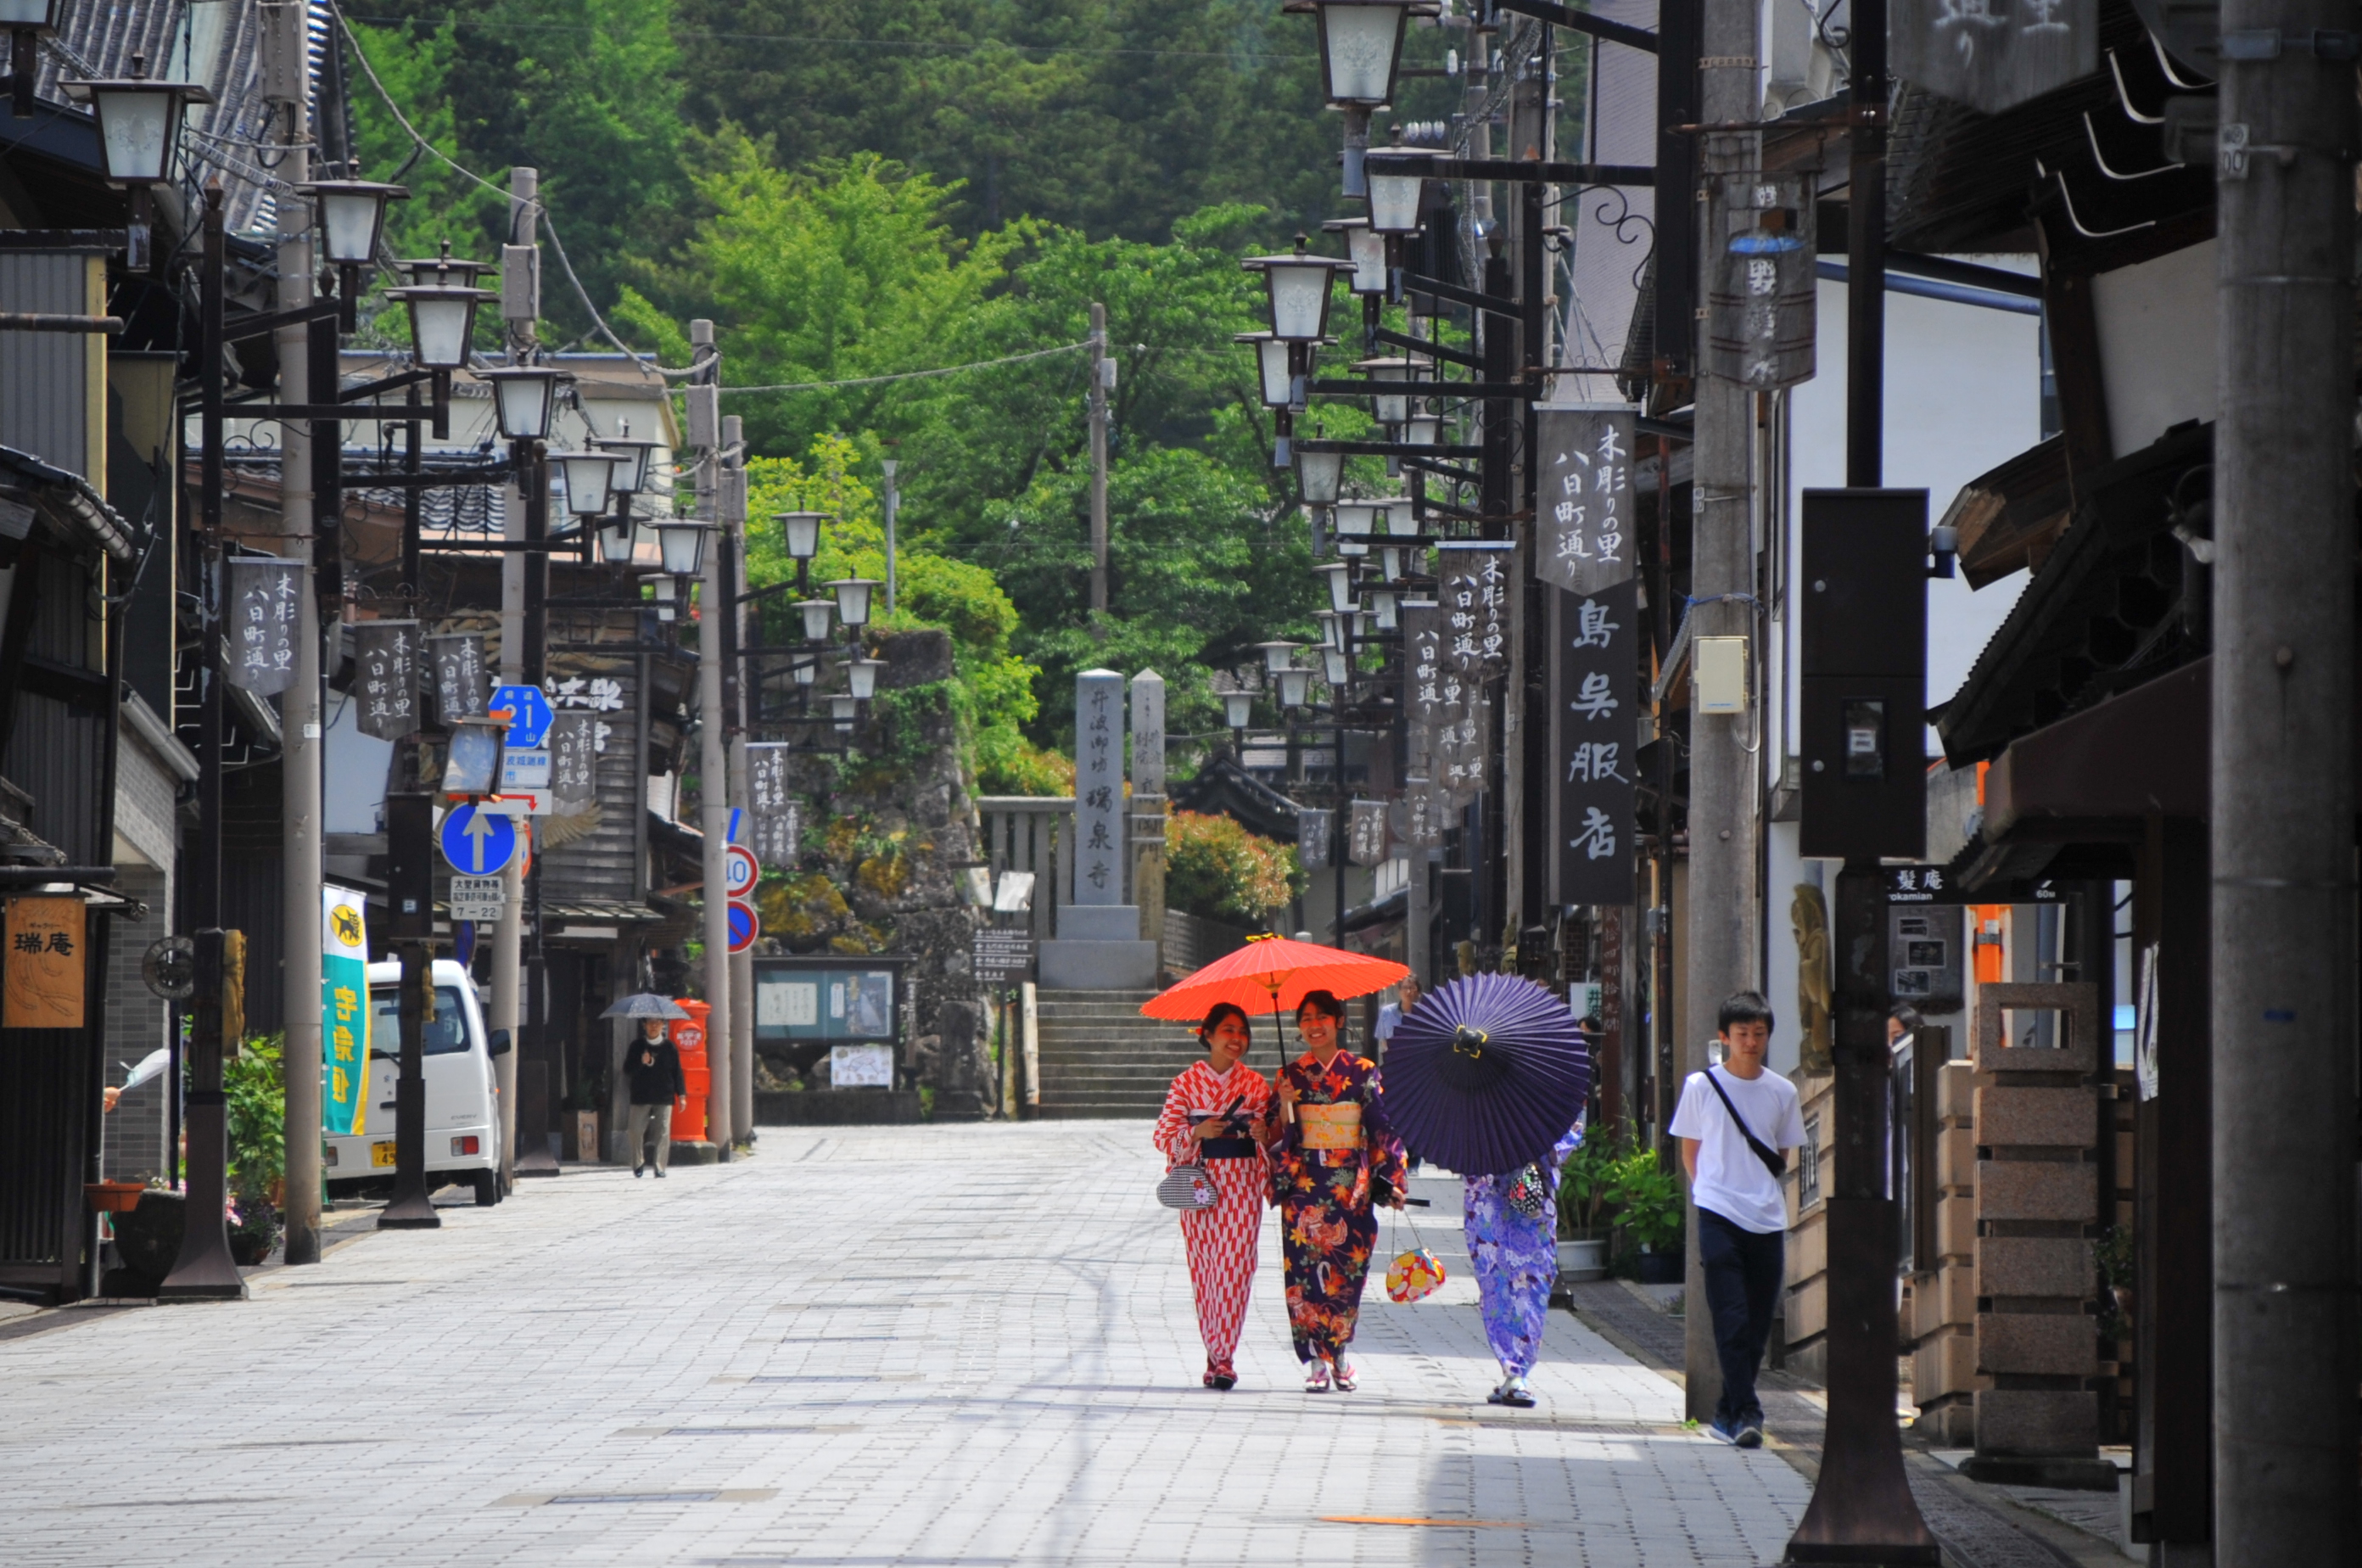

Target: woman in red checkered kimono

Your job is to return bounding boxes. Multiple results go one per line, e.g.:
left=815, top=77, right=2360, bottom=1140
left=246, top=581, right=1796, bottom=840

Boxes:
left=1153, top=1002, right=1273, bottom=1391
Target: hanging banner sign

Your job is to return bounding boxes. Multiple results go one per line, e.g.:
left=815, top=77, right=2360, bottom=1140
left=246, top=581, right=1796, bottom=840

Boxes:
left=747, top=742, right=792, bottom=816
left=1391, top=783, right=1447, bottom=849
left=322, top=886, right=371, bottom=1135
left=750, top=804, right=801, bottom=868
left=1893, top=0, right=2097, bottom=115
left=227, top=557, right=304, bottom=695
left=1553, top=580, right=1638, bottom=908
left=1707, top=174, right=1816, bottom=390
left=3, top=895, right=84, bottom=1028
left=548, top=712, right=597, bottom=814
left=1297, top=807, right=1333, bottom=871
left=354, top=620, right=421, bottom=741
left=1534, top=405, right=1638, bottom=595
left=1348, top=799, right=1390, bottom=866
left=1436, top=543, right=1514, bottom=675
left=428, top=633, right=489, bottom=721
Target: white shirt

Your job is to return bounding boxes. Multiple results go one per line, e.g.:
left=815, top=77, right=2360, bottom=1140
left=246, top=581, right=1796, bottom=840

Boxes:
left=1669, top=1063, right=1807, bottom=1235
left=1374, top=1003, right=1404, bottom=1044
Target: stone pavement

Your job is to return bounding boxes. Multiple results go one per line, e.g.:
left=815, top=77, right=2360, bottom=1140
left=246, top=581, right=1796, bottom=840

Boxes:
left=0, top=1123, right=1811, bottom=1567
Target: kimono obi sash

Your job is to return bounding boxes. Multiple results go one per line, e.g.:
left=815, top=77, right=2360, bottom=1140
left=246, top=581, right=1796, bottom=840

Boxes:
left=1297, top=1102, right=1364, bottom=1151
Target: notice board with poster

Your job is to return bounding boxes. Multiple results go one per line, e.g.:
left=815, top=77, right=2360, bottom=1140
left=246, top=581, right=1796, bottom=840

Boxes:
left=751, top=954, right=910, bottom=1048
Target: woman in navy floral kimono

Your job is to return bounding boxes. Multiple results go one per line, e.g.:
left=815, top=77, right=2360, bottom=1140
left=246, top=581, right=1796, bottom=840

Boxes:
left=1270, top=990, right=1408, bottom=1392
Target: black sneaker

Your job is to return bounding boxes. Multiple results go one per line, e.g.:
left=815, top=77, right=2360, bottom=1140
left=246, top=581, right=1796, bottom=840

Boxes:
left=1707, top=1417, right=1741, bottom=1446
left=633, top=1164, right=646, bottom=1178
left=654, top=1168, right=668, bottom=1179
left=1735, top=1420, right=1764, bottom=1449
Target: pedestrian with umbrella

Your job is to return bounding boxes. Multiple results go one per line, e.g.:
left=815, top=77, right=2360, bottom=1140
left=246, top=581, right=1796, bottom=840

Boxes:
left=1151, top=1002, right=1273, bottom=1391
left=1384, top=974, right=1593, bottom=1407
left=606, top=994, right=689, bottom=1179
left=1141, top=936, right=1410, bottom=1393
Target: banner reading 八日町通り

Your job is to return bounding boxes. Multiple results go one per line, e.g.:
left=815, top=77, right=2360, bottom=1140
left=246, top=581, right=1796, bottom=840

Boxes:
left=322, top=886, right=371, bottom=1135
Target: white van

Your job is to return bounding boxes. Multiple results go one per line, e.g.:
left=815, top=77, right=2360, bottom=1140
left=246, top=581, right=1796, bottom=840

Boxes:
left=322, top=958, right=507, bottom=1207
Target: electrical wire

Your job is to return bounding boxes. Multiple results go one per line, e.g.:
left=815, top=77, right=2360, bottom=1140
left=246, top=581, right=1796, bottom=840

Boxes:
left=719, top=342, right=1094, bottom=395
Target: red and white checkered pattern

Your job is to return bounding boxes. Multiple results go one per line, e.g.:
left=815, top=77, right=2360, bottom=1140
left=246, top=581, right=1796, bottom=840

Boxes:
left=1154, top=1060, right=1274, bottom=1369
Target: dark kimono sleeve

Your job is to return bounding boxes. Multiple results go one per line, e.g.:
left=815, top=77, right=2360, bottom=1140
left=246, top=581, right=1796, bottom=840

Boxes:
left=1363, top=1057, right=1409, bottom=1198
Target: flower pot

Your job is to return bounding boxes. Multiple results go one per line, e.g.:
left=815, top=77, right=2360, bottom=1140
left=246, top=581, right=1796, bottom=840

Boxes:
left=1557, top=1236, right=1609, bottom=1283
left=110, top=1190, right=185, bottom=1288
left=1635, top=1247, right=1684, bottom=1285
left=84, top=1180, right=147, bottom=1214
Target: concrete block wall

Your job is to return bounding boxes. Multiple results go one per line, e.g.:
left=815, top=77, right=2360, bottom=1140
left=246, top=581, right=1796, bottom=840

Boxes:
left=1910, top=1060, right=1984, bottom=1442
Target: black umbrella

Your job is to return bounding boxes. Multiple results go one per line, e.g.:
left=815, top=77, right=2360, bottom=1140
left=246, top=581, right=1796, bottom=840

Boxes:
left=1380, top=972, right=1591, bottom=1177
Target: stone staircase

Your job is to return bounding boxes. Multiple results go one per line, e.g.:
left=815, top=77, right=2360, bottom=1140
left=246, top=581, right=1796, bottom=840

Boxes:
left=1032, top=989, right=1212, bottom=1119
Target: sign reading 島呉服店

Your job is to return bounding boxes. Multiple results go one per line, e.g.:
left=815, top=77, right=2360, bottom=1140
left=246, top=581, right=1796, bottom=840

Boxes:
left=1553, top=579, right=1637, bottom=908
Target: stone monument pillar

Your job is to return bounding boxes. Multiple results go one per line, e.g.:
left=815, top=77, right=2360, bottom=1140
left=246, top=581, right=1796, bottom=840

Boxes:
left=1040, top=669, right=1161, bottom=988
left=1130, top=669, right=1168, bottom=967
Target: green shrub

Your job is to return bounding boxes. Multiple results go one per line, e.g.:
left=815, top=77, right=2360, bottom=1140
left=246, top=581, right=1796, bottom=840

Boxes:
left=1163, top=810, right=1303, bottom=925
left=1610, top=1144, right=1685, bottom=1256
left=226, top=1032, right=285, bottom=1203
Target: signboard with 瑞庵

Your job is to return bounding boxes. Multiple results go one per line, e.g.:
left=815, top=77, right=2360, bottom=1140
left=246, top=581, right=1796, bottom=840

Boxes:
left=3, top=896, right=83, bottom=1028
left=1553, top=580, right=1637, bottom=908
left=1534, top=405, right=1637, bottom=596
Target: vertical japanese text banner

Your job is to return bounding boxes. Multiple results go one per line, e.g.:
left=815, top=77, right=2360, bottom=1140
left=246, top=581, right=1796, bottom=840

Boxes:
left=3, top=896, right=83, bottom=1028
left=322, top=886, right=371, bottom=1135
left=1533, top=405, right=1637, bottom=596
left=227, top=557, right=303, bottom=695
left=1553, top=579, right=1638, bottom=907
left=354, top=621, right=420, bottom=742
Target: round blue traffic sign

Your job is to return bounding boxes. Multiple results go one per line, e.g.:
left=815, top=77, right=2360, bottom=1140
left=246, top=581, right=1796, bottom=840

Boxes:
left=726, top=899, right=759, bottom=954
left=439, top=803, right=519, bottom=877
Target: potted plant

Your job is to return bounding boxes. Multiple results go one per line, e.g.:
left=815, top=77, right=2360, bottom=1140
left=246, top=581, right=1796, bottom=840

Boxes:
left=1554, top=1132, right=1617, bottom=1283
left=1611, top=1143, right=1686, bottom=1284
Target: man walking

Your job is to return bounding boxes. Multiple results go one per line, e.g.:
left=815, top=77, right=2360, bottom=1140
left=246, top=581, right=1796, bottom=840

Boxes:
left=1669, top=991, right=1806, bottom=1448
left=625, top=1016, right=686, bottom=1179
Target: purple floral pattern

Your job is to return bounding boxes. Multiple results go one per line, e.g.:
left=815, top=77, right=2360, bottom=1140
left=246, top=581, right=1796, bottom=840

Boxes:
left=1463, top=1124, right=1584, bottom=1376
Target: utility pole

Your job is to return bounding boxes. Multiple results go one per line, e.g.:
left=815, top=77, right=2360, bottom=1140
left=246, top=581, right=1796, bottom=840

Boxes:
left=488, top=164, right=538, bottom=1190
left=2210, top=0, right=2359, bottom=1552
left=1087, top=301, right=1109, bottom=624
left=720, top=413, right=753, bottom=1151
left=1679, top=0, right=1763, bottom=1422
left=881, top=458, right=898, bottom=614
left=270, top=0, right=324, bottom=1266
left=691, top=318, right=733, bottom=1156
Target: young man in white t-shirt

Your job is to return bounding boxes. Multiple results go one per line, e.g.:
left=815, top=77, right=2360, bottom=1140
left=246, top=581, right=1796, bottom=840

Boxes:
left=1667, top=990, right=1807, bottom=1448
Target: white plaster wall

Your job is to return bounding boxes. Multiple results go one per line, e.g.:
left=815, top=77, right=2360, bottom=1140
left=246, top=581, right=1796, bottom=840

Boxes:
left=324, top=684, right=394, bottom=834
left=2091, top=238, right=2218, bottom=459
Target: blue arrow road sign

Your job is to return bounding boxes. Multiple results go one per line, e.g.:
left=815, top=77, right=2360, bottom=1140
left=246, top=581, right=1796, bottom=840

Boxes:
left=439, top=803, right=519, bottom=877
left=489, top=683, right=554, bottom=748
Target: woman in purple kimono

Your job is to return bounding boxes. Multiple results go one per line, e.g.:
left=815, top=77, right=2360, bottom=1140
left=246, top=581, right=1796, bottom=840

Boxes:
left=1464, top=1120, right=1585, bottom=1406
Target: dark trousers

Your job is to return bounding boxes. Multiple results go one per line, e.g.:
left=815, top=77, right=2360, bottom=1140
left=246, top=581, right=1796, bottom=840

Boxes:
left=1697, top=1207, right=1784, bottom=1427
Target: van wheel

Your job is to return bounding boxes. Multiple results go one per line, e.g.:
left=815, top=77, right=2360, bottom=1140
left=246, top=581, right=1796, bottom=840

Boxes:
left=472, top=1171, right=499, bottom=1207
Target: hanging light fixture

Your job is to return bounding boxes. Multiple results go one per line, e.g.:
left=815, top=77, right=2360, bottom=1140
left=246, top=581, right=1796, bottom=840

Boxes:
left=1255, top=640, right=1303, bottom=676
left=1379, top=545, right=1405, bottom=583
left=1353, top=356, right=1424, bottom=427
left=827, top=577, right=881, bottom=630
left=1322, top=645, right=1351, bottom=686
left=1369, top=585, right=1400, bottom=630
left=1314, top=610, right=1344, bottom=650
left=64, top=56, right=212, bottom=269
left=1223, top=689, right=1256, bottom=731
left=1276, top=666, right=1313, bottom=710
left=1403, top=408, right=1441, bottom=446
left=1236, top=332, right=1307, bottom=410
left=649, top=574, right=676, bottom=622
left=550, top=451, right=620, bottom=518
left=1304, top=0, right=1429, bottom=196
left=1316, top=560, right=1357, bottom=614
left=792, top=654, right=819, bottom=687
left=595, top=508, right=636, bottom=565
left=656, top=519, right=710, bottom=577
left=475, top=366, right=571, bottom=444
left=1364, top=142, right=1434, bottom=235
left=1242, top=239, right=1349, bottom=343
left=1296, top=445, right=1346, bottom=508
left=388, top=282, right=490, bottom=370
left=598, top=428, right=660, bottom=496
left=1323, top=216, right=1390, bottom=295
left=1332, top=499, right=1380, bottom=546
left=794, top=600, right=835, bottom=643
left=846, top=658, right=887, bottom=701
left=830, top=694, right=859, bottom=732
left=775, top=511, right=827, bottom=563
left=302, top=180, right=409, bottom=267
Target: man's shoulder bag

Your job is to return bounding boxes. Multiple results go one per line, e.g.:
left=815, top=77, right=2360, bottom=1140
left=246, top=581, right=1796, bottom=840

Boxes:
left=1704, top=1068, right=1786, bottom=1178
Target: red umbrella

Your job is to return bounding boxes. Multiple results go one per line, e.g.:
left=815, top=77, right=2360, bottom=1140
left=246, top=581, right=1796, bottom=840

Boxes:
left=1143, top=935, right=1408, bottom=1081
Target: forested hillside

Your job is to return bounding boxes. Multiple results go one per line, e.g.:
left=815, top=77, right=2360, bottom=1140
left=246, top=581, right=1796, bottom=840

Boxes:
left=342, top=0, right=1456, bottom=782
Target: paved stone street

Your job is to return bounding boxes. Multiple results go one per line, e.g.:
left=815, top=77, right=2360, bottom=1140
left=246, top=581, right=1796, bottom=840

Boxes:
left=1, top=1123, right=1811, bottom=1567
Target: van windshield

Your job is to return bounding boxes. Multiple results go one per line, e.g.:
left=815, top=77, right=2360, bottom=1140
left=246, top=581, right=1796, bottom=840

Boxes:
left=367, top=986, right=472, bottom=1055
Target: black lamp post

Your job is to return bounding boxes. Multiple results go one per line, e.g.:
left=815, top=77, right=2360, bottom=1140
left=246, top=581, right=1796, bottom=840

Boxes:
left=1, top=0, right=57, bottom=120
left=1294, top=0, right=1430, bottom=196
left=299, top=179, right=409, bottom=332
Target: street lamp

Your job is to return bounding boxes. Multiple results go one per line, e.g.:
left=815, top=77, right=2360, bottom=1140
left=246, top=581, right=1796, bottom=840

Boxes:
left=1316, top=559, right=1357, bottom=613
left=1297, top=446, right=1346, bottom=507
left=1323, top=216, right=1390, bottom=295
left=1297, top=0, right=1429, bottom=195
left=656, top=519, right=710, bottom=578
left=794, top=600, right=834, bottom=643
left=827, top=577, right=880, bottom=631
left=1365, top=144, right=1435, bottom=235
left=830, top=694, right=859, bottom=733
left=1223, top=689, right=1256, bottom=731
left=550, top=450, right=620, bottom=531
left=1354, top=356, right=1422, bottom=427
left=1368, top=585, right=1400, bottom=630
left=792, top=654, right=819, bottom=687
left=776, top=511, right=827, bottom=563
left=595, top=507, right=636, bottom=565
left=846, top=658, right=887, bottom=702
left=1276, top=665, right=1313, bottom=710
left=300, top=178, right=408, bottom=329
left=650, top=575, right=676, bottom=622
left=476, top=366, right=570, bottom=444
left=3, top=0, right=59, bottom=120
left=1243, top=240, right=1349, bottom=343
left=64, top=56, right=213, bottom=269
left=1314, top=609, right=1344, bottom=650
left=387, top=282, right=490, bottom=370
left=1256, top=641, right=1303, bottom=676
left=1323, top=645, right=1352, bottom=686
left=1402, top=408, right=1440, bottom=446
left=1236, top=332, right=1302, bottom=410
